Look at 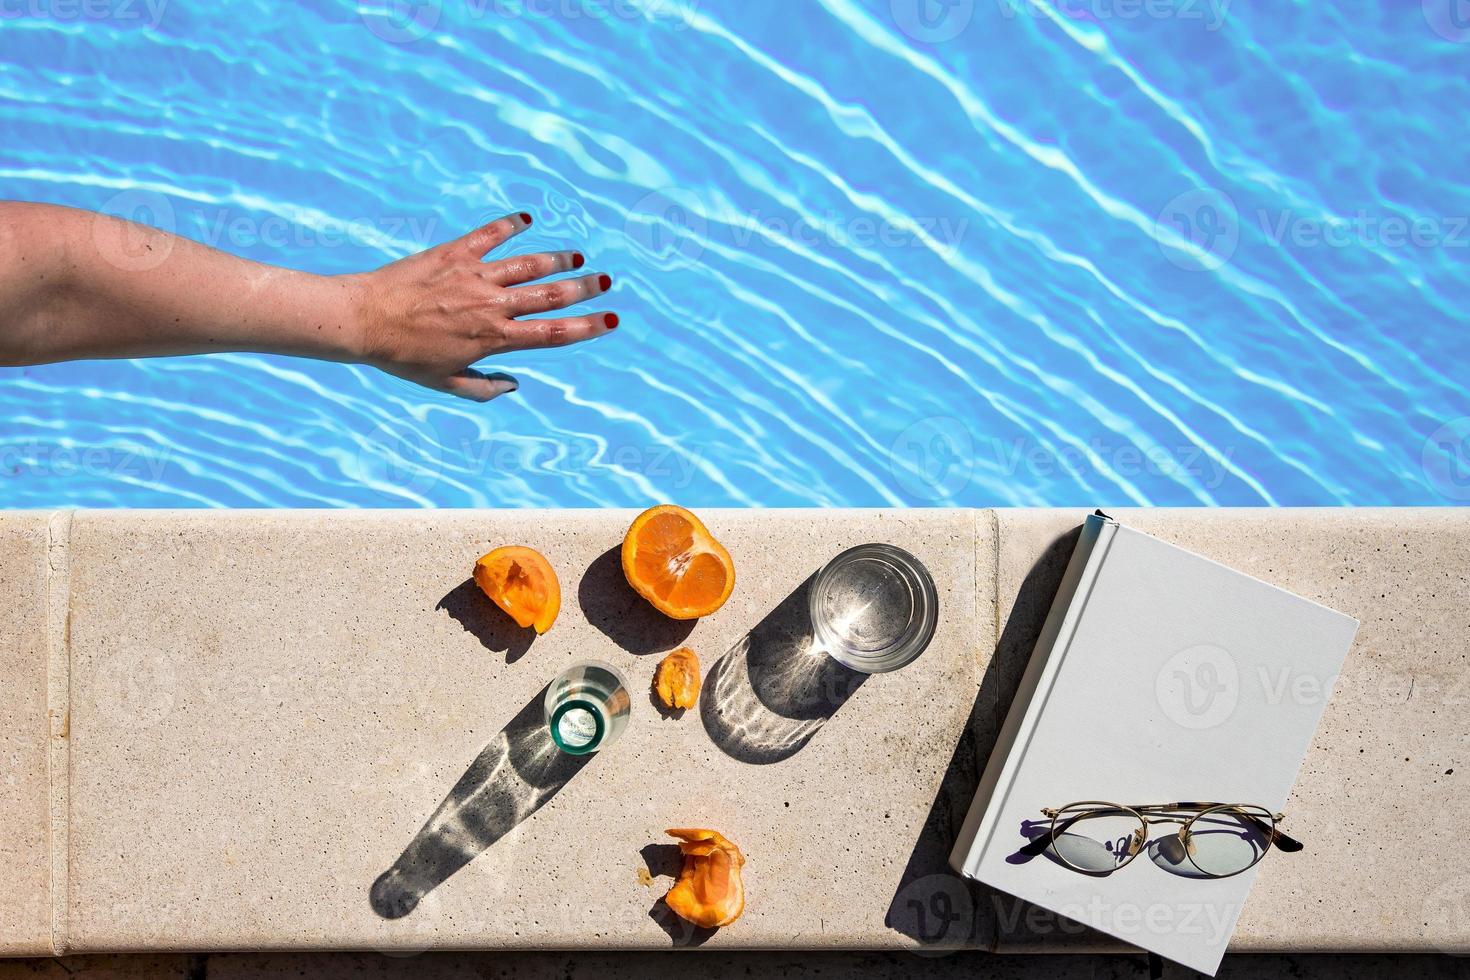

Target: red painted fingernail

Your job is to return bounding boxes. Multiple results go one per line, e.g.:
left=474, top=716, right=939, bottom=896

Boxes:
left=571, top=252, right=585, bottom=269
left=604, top=313, right=619, bottom=330
left=598, top=274, right=612, bottom=291
left=519, top=212, right=532, bottom=225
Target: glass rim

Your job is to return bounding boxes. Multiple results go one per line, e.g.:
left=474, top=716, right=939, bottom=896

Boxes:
left=809, top=542, right=938, bottom=673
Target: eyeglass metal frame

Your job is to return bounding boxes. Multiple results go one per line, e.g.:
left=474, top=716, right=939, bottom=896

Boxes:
left=1036, top=800, right=1302, bottom=879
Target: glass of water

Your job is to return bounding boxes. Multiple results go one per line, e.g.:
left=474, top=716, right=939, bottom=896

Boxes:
left=807, top=543, right=938, bottom=673
left=543, top=660, right=632, bottom=755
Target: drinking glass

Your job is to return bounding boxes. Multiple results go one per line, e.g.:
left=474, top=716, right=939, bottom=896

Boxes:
left=543, top=660, right=631, bottom=755
left=807, top=543, right=938, bottom=673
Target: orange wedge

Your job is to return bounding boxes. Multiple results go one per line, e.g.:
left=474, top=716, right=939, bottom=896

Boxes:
left=472, top=545, right=560, bottom=634
left=621, top=505, right=735, bottom=620
left=653, top=647, right=702, bottom=710
left=664, top=828, right=745, bottom=928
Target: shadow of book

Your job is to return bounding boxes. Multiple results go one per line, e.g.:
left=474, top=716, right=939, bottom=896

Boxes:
left=700, top=574, right=867, bottom=765
left=884, top=524, right=1088, bottom=951
left=369, top=686, right=592, bottom=919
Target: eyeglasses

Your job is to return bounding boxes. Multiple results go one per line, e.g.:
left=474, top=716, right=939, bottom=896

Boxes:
left=1030, top=801, right=1303, bottom=878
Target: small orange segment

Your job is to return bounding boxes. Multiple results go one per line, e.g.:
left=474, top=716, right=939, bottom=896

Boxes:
left=653, top=647, right=702, bottom=710
left=472, top=545, right=560, bottom=634
left=621, top=505, right=735, bottom=620
left=663, top=828, right=745, bottom=928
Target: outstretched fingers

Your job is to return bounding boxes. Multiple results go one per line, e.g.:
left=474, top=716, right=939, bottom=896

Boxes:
left=499, top=312, right=619, bottom=351
left=488, top=249, right=585, bottom=286
left=442, top=212, right=533, bottom=260
left=503, top=273, right=612, bottom=316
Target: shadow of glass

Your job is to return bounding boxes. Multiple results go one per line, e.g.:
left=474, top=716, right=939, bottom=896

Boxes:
left=369, top=686, right=591, bottom=919
left=883, top=525, right=1087, bottom=952
left=699, top=574, right=868, bottom=765
left=435, top=578, right=536, bottom=663
left=577, top=546, right=695, bottom=655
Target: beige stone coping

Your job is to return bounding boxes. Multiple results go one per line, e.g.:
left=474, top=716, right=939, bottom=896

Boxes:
left=1, top=508, right=1464, bottom=956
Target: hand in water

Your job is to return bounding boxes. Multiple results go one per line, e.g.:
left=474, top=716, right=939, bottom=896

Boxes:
left=351, top=212, right=618, bottom=401
left=0, top=202, right=618, bottom=404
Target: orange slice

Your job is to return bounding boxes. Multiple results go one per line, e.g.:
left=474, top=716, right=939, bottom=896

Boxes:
left=664, top=828, right=745, bottom=928
left=653, top=647, right=702, bottom=710
left=472, top=545, right=560, bottom=634
left=621, top=505, right=735, bottom=620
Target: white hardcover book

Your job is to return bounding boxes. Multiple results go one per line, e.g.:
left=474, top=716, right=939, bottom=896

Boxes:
left=949, top=513, right=1359, bottom=975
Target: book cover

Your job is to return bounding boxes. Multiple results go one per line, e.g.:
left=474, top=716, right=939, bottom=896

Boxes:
left=950, top=514, right=1359, bottom=974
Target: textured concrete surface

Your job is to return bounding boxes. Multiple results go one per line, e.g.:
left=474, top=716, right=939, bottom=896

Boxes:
left=0, top=514, right=56, bottom=956
left=61, top=509, right=986, bottom=952
left=5, top=508, right=1466, bottom=958
left=4, top=951, right=1470, bottom=979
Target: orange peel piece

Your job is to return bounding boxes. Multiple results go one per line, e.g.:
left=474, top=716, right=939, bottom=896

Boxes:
left=653, top=647, right=702, bottom=710
left=472, top=545, right=560, bottom=634
left=621, top=505, right=735, bottom=620
left=663, top=828, right=745, bottom=929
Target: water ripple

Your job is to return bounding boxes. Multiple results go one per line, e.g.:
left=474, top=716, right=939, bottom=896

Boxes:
left=0, top=0, right=1465, bottom=508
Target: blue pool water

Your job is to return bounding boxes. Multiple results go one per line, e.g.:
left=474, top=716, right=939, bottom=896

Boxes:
left=2, top=1, right=1468, bottom=508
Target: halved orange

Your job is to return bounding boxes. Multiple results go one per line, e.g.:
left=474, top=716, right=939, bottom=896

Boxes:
left=473, top=545, right=560, bottom=634
left=664, top=828, right=746, bottom=929
left=621, top=505, right=735, bottom=620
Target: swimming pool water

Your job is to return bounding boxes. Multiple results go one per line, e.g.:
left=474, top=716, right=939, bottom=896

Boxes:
left=2, top=1, right=1468, bottom=507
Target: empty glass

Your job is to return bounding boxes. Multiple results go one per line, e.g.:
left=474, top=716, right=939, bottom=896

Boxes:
left=543, top=661, right=631, bottom=755
left=807, top=543, right=938, bottom=673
